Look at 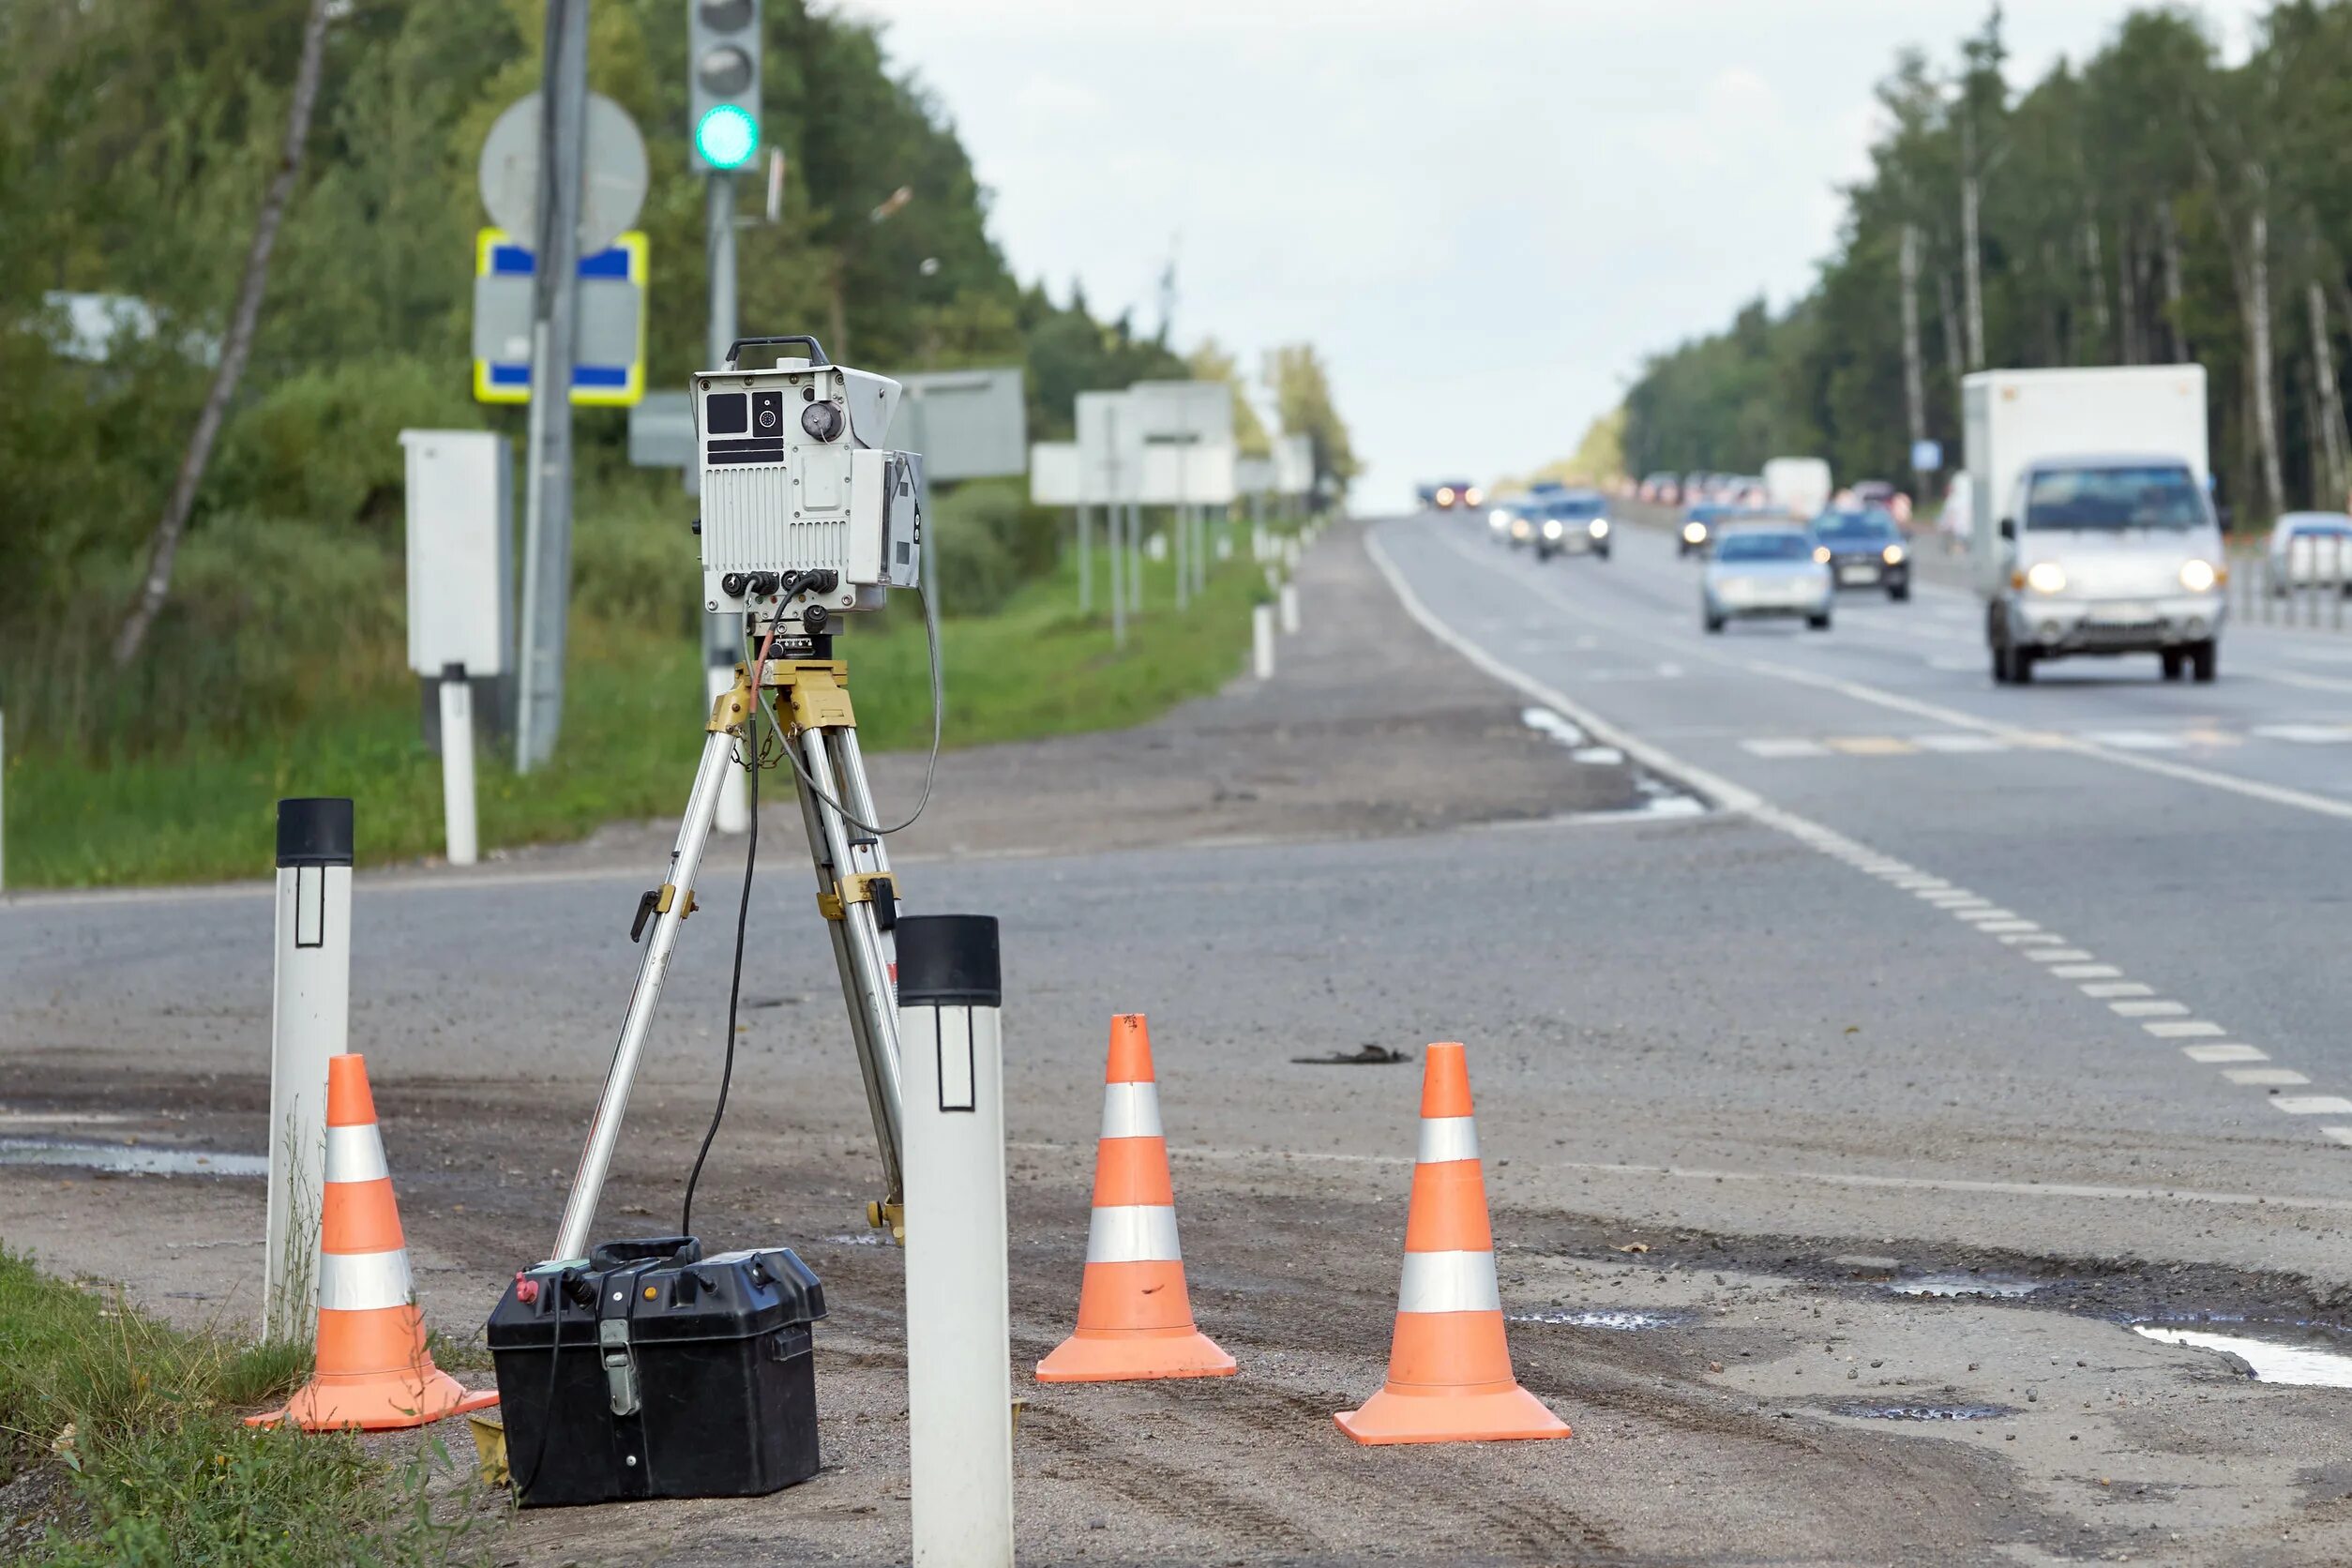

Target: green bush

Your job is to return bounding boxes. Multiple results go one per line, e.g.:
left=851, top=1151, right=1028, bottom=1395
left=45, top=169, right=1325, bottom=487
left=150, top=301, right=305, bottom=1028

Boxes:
left=210, top=354, right=478, bottom=530
left=926, top=476, right=1058, bottom=617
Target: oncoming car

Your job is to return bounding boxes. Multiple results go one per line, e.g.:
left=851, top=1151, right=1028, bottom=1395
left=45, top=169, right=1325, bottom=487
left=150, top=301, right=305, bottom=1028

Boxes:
left=1419, top=480, right=1484, bottom=512
left=1702, top=527, right=1833, bottom=633
left=2266, top=512, right=2352, bottom=596
left=1679, top=503, right=1756, bottom=557
left=1532, top=491, right=1613, bottom=561
left=1811, top=505, right=1911, bottom=599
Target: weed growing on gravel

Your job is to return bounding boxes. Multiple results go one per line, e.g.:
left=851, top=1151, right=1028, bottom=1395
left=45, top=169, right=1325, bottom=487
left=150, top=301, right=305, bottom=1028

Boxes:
left=0, top=1249, right=487, bottom=1565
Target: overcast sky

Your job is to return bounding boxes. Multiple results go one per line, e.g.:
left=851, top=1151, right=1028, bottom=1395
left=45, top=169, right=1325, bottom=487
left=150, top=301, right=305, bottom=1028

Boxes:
left=842, top=1, right=2262, bottom=510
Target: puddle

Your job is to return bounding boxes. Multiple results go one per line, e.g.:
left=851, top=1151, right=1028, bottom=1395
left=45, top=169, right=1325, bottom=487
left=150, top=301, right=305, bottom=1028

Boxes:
left=1509, top=1308, right=1687, bottom=1331
left=1887, top=1272, right=2045, bottom=1299
left=1836, top=1402, right=2013, bottom=1422
left=2132, top=1325, right=2352, bottom=1388
left=0, top=1138, right=265, bottom=1177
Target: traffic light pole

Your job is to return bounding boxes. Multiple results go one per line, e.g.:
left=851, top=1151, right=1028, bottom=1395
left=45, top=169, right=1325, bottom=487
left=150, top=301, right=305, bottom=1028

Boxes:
left=515, top=0, right=588, bottom=774
left=702, top=168, right=751, bottom=833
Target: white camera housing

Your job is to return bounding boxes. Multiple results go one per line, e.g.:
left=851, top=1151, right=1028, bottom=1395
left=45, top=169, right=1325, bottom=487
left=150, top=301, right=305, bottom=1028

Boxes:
left=694, top=355, right=924, bottom=619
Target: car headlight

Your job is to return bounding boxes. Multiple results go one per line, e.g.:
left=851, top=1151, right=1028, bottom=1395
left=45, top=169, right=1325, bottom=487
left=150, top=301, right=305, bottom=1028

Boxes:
left=1682, top=522, right=1706, bottom=544
left=2024, top=561, right=2068, bottom=594
left=1813, top=545, right=1832, bottom=564
left=1542, top=519, right=1564, bottom=540
left=1512, top=519, right=1530, bottom=538
left=1464, top=487, right=1485, bottom=507
left=1882, top=544, right=1906, bottom=565
left=1435, top=487, right=1455, bottom=506
left=1590, top=519, right=1609, bottom=537
left=1490, top=508, right=1510, bottom=528
left=2179, top=559, right=2219, bottom=593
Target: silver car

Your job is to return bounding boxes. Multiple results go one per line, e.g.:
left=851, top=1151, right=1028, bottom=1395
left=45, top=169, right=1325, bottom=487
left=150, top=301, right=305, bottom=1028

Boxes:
left=1702, top=528, right=1834, bottom=633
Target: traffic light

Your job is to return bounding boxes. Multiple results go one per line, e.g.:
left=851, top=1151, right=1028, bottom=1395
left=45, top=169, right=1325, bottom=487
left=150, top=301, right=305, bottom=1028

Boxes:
left=688, top=0, right=761, bottom=173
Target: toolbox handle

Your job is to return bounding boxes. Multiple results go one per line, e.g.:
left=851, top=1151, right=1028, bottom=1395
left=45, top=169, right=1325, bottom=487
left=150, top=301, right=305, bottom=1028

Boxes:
left=588, top=1235, right=702, bottom=1269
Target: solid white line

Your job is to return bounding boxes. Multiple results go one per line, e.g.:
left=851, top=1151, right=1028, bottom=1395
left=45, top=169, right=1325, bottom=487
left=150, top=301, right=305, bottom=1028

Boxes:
left=2184, top=1044, right=2268, bottom=1063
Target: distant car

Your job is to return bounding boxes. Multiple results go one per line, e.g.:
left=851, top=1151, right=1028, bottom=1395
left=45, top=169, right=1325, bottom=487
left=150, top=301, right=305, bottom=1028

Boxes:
left=2266, top=512, right=2352, bottom=595
left=1532, top=491, right=1613, bottom=561
left=1812, top=505, right=1911, bottom=599
left=1641, top=471, right=1682, bottom=505
left=1852, top=478, right=1913, bottom=525
left=1418, top=480, right=1483, bottom=511
left=1679, top=503, right=1739, bottom=556
left=1703, top=527, right=1833, bottom=633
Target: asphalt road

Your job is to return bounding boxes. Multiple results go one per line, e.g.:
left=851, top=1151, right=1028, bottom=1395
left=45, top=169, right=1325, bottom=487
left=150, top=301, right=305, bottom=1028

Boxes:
left=8, top=514, right=2352, bottom=1563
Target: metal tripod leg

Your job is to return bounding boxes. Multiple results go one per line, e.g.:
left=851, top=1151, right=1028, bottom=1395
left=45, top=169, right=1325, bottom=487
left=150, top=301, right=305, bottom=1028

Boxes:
left=790, top=719, right=908, bottom=1223
left=551, top=723, right=740, bottom=1262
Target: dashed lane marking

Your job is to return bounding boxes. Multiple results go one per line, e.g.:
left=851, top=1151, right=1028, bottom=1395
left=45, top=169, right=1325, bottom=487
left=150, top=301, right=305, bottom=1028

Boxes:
left=1369, top=522, right=2352, bottom=1152
left=1824, top=735, right=1919, bottom=756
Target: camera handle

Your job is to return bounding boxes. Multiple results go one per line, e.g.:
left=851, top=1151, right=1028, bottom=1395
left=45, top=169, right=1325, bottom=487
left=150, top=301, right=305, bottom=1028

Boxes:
left=724, top=334, right=831, bottom=369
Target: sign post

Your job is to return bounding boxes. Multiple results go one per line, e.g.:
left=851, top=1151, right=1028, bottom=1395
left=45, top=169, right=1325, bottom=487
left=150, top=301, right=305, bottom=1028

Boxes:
left=400, top=430, right=512, bottom=867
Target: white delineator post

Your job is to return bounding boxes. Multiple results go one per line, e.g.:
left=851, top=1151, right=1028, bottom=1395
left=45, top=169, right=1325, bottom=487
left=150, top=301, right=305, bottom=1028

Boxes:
left=1279, top=581, right=1301, bottom=636
left=264, top=797, right=354, bottom=1342
left=437, top=664, right=478, bottom=867
left=1253, top=604, right=1276, bottom=680
left=897, top=914, right=1014, bottom=1568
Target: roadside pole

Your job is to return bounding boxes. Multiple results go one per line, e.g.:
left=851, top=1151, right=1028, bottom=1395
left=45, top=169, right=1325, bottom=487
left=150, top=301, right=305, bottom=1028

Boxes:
left=704, top=167, right=751, bottom=833
left=1077, top=504, right=1093, bottom=614
left=897, top=915, right=1014, bottom=1568
left=514, top=0, right=587, bottom=774
left=264, top=798, right=354, bottom=1343
left=438, top=665, right=478, bottom=867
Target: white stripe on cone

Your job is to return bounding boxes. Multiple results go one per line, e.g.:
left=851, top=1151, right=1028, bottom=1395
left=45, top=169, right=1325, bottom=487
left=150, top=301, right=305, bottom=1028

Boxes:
left=1395, top=1249, right=1502, bottom=1314
left=1415, top=1116, right=1479, bottom=1165
left=318, top=1247, right=415, bottom=1312
left=1085, top=1204, right=1183, bottom=1263
left=1098, top=1082, right=1164, bottom=1140
left=324, top=1123, right=389, bottom=1183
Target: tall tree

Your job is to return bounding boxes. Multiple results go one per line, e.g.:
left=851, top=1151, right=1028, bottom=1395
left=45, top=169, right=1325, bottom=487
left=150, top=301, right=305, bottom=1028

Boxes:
left=113, top=0, right=336, bottom=667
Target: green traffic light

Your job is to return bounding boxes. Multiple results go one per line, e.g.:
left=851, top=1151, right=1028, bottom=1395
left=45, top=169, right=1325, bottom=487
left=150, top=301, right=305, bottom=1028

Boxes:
left=696, top=104, right=758, bottom=170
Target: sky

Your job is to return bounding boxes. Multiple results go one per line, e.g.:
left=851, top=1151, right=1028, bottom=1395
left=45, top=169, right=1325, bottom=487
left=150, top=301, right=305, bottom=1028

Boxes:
left=842, top=1, right=2264, bottom=511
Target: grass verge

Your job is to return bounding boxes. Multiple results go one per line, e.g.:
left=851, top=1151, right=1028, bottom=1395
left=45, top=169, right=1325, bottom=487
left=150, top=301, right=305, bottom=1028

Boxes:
left=0, top=1248, right=485, bottom=1565
left=5, top=543, right=1261, bottom=888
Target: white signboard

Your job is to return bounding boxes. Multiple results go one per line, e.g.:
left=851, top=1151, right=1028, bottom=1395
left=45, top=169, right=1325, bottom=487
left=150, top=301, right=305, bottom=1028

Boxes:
left=885, top=367, right=1028, bottom=481
left=1076, top=389, right=1144, bottom=504
left=1138, top=441, right=1237, bottom=505
left=1274, top=433, right=1314, bottom=496
left=400, top=430, right=513, bottom=677
left=1030, top=443, right=1082, bottom=505
left=1233, top=455, right=1275, bottom=494
left=1129, top=380, right=1232, bottom=444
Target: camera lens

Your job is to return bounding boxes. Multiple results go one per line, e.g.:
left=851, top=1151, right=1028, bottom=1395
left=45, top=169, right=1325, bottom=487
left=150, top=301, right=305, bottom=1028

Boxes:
left=801, top=401, right=845, bottom=442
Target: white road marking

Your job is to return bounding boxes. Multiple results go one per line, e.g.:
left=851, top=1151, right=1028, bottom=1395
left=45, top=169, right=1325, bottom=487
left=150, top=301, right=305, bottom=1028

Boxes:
left=2081, top=730, right=2190, bottom=751
left=1741, top=738, right=1832, bottom=759
left=1372, top=524, right=2351, bottom=1153
left=1976, top=920, right=2040, bottom=933
left=1954, top=908, right=2019, bottom=922
left=2224, top=1068, right=2310, bottom=1086
left=2274, top=1096, right=2352, bottom=1116
left=1912, top=732, right=2010, bottom=753
left=2185, top=1045, right=2269, bottom=1063
left=2083, top=983, right=2155, bottom=998
left=2111, top=1001, right=2190, bottom=1018
left=2250, top=722, right=2352, bottom=742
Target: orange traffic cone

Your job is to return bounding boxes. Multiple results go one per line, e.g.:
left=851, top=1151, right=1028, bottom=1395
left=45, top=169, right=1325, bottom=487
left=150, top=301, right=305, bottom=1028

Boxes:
left=1037, top=1014, right=1235, bottom=1382
left=249, top=1054, right=498, bottom=1431
left=1335, top=1042, right=1570, bottom=1445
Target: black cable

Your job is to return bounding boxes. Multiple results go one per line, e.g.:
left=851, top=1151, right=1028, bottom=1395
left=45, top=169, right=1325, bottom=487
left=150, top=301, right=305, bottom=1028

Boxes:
left=512, top=1278, right=567, bottom=1502
left=761, top=564, right=945, bottom=837
left=682, top=700, right=759, bottom=1240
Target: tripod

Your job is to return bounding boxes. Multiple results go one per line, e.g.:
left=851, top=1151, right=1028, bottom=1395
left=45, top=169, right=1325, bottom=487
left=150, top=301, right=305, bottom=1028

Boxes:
left=549, top=654, right=908, bottom=1264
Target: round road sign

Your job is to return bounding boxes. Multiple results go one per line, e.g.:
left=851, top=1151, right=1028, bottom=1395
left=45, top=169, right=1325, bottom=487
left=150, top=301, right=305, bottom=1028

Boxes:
left=478, top=91, right=649, bottom=257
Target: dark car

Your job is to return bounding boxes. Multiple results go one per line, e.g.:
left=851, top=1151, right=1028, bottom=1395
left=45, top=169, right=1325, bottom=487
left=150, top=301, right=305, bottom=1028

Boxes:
left=1532, top=491, right=1613, bottom=561
left=1811, top=505, right=1911, bottom=599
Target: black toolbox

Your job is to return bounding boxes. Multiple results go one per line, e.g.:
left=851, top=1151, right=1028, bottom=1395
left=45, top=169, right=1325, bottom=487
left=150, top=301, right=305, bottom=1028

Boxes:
left=486, top=1235, right=826, bottom=1507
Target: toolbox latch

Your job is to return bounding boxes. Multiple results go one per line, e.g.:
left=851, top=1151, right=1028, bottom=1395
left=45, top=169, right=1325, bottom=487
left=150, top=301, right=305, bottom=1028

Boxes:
left=597, top=1317, right=641, bottom=1417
